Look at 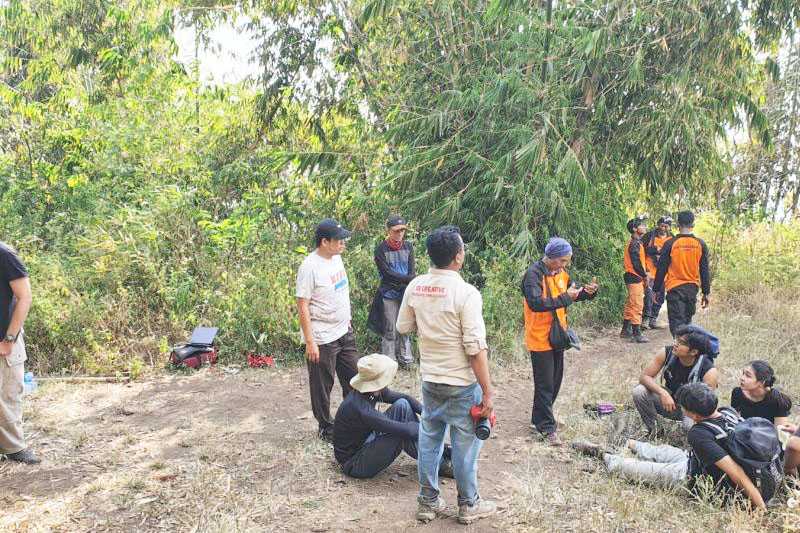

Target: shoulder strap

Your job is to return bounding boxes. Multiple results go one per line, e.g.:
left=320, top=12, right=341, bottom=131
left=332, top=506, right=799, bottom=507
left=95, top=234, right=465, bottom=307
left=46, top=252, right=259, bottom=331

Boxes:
left=687, top=355, right=706, bottom=383
left=660, top=347, right=675, bottom=384
left=542, top=275, right=559, bottom=320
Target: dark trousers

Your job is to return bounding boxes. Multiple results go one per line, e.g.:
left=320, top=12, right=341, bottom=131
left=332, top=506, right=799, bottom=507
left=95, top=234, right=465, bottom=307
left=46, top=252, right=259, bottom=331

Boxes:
left=307, top=330, right=360, bottom=431
left=650, top=285, right=665, bottom=319
left=530, top=350, right=565, bottom=434
left=342, top=398, right=419, bottom=478
left=642, top=282, right=654, bottom=321
left=666, top=284, right=698, bottom=336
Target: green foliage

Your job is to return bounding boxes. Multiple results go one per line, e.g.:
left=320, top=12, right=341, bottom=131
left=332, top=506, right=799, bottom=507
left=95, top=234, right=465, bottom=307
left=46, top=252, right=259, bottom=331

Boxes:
left=0, top=1, right=797, bottom=374
left=697, top=213, right=800, bottom=294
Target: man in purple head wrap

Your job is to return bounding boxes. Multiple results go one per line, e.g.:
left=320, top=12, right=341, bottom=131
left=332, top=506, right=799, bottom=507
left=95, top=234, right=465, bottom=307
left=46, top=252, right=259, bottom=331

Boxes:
left=520, top=237, right=599, bottom=446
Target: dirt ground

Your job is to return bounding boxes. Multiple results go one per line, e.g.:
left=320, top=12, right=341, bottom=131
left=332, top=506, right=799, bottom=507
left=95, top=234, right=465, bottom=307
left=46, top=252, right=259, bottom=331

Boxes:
left=0, top=323, right=734, bottom=532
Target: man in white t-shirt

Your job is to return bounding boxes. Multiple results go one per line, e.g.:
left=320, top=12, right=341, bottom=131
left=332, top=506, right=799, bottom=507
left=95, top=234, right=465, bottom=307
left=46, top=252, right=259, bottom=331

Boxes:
left=296, top=218, right=361, bottom=442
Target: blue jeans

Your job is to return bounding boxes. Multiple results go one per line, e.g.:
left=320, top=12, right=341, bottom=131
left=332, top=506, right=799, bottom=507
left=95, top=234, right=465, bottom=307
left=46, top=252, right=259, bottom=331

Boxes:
left=418, top=381, right=483, bottom=507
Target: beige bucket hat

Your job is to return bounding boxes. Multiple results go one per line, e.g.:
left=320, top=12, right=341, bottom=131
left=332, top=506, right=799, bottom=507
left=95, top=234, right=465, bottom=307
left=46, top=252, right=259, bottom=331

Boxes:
left=350, top=354, right=398, bottom=393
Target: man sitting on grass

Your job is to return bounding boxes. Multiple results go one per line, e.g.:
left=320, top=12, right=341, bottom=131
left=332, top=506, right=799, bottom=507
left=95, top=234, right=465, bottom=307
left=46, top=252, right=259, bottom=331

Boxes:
left=573, top=383, right=768, bottom=510
left=633, top=324, right=719, bottom=437
left=333, top=353, right=453, bottom=479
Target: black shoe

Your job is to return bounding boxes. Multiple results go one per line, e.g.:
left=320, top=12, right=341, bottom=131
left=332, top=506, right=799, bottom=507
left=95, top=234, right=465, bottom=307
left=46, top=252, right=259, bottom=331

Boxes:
left=629, top=325, right=649, bottom=343
left=648, top=318, right=662, bottom=329
left=5, top=448, right=41, bottom=465
left=438, top=458, right=455, bottom=479
left=318, top=426, right=334, bottom=443
left=619, top=320, right=632, bottom=338
left=640, top=320, right=650, bottom=331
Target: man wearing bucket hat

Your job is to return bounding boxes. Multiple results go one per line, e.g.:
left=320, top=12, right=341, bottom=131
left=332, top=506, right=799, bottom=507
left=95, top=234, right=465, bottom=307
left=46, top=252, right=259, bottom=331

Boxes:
left=296, top=218, right=360, bottom=443
left=397, top=226, right=496, bottom=525
left=333, top=353, right=453, bottom=479
left=367, top=215, right=416, bottom=368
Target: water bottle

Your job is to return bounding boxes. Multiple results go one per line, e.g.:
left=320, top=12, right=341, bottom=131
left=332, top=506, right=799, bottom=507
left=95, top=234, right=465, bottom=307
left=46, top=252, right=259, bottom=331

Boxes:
left=23, top=372, right=38, bottom=395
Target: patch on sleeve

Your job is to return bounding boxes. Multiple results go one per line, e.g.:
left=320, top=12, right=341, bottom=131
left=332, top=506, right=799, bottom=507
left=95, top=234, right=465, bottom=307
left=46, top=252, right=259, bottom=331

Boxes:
left=413, top=285, right=447, bottom=297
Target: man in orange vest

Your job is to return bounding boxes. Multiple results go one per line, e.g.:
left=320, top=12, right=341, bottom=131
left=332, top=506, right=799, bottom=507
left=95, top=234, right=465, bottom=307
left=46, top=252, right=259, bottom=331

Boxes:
left=641, top=216, right=673, bottom=329
left=521, top=237, right=598, bottom=446
left=654, top=211, right=711, bottom=336
left=621, top=218, right=649, bottom=343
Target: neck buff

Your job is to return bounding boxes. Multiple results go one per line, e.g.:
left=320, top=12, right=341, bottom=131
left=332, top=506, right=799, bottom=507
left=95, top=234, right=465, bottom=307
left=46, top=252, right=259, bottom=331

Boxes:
left=386, top=238, right=403, bottom=251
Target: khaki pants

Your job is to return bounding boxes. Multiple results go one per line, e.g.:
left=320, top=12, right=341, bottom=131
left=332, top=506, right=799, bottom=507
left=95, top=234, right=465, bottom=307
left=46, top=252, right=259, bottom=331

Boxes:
left=623, top=282, right=644, bottom=325
left=0, top=335, right=26, bottom=454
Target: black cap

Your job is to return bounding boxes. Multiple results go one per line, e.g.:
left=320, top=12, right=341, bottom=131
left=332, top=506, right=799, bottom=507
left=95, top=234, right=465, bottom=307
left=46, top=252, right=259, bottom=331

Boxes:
left=386, top=215, right=408, bottom=229
left=626, top=218, right=644, bottom=233
left=315, top=218, right=351, bottom=241
left=657, top=216, right=673, bottom=225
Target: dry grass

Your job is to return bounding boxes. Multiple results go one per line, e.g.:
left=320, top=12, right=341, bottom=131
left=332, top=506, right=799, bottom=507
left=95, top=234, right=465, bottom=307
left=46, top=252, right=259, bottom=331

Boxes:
left=1, top=291, right=799, bottom=532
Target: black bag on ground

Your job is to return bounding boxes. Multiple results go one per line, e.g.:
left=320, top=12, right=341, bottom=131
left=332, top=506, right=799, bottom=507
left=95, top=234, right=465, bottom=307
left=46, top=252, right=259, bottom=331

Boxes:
left=699, top=407, right=784, bottom=503
left=544, top=275, right=580, bottom=351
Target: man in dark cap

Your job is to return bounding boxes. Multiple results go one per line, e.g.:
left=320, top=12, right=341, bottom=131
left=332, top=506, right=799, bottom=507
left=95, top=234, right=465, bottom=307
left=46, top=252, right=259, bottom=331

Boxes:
left=296, top=218, right=360, bottom=442
left=367, top=215, right=416, bottom=368
left=641, top=216, right=673, bottom=329
left=621, top=218, right=649, bottom=343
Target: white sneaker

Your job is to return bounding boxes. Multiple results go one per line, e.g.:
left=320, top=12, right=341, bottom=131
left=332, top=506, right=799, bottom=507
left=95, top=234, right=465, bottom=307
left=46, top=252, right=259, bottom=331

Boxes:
left=458, top=498, right=497, bottom=524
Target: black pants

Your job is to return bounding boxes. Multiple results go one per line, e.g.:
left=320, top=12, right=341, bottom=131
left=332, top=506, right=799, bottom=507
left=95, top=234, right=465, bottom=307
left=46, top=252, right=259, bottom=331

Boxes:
left=307, top=330, right=360, bottom=431
left=642, top=282, right=654, bottom=321
left=530, top=350, right=565, bottom=434
left=342, top=399, right=419, bottom=478
left=650, top=285, right=665, bottom=319
left=666, top=284, right=698, bottom=336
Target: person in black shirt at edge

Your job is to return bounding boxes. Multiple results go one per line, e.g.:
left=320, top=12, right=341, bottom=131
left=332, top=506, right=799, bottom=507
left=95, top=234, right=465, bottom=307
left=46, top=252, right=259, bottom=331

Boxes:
left=632, top=324, right=719, bottom=437
left=730, top=360, right=791, bottom=426
left=573, top=383, right=767, bottom=510
left=0, top=242, right=39, bottom=464
left=333, top=353, right=453, bottom=479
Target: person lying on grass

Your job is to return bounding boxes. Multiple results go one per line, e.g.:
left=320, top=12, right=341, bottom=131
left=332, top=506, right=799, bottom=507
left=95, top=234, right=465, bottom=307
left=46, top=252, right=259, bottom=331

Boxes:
left=573, top=383, right=768, bottom=510
left=333, top=353, right=453, bottom=480
left=731, top=360, right=792, bottom=427
left=633, top=324, right=719, bottom=438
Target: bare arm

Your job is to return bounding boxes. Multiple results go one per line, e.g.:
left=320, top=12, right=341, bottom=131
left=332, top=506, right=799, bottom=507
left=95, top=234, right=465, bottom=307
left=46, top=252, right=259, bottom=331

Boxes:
left=296, top=298, right=319, bottom=363
left=639, top=351, right=668, bottom=395
left=470, top=349, right=494, bottom=418
left=0, top=277, right=31, bottom=357
left=702, top=367, right=719, bottom=389
left=715, top=456, right=766, bottom=510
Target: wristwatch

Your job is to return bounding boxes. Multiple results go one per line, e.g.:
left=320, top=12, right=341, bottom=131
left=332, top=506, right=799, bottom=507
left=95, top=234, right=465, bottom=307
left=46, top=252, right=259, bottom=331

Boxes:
left=4, top=332, right=18, bottom=343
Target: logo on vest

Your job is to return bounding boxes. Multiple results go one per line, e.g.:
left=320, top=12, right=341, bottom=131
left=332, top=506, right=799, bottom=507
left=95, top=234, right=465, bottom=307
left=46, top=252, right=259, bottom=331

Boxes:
left=413, top=285, right=447, bottom=297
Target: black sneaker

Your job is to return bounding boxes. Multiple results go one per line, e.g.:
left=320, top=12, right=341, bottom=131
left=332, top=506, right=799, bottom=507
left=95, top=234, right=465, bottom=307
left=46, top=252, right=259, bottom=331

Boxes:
left=5, top=448, right=41, bottom=465
left=438, top=458, right=455, bottom=479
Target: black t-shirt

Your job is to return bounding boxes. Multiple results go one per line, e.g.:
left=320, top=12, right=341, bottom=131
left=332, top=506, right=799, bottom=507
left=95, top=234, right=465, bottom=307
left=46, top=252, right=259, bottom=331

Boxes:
left=0, top=243, right=28, bottom=338
left=687, top=414, right=737, bottom=496
left=730, top=387, right=791, bottom=423
left=662, top=347, right=714, bottom=397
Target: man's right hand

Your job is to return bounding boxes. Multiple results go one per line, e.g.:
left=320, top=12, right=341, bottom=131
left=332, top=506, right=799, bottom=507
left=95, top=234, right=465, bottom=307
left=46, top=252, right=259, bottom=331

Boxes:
left=567, top=284, right=581, bottom=301
left=305, top=341, right=320, bottom=363
left=478, top=393, right=494, bottom=419
left=660, top=391, right=676, bottom=412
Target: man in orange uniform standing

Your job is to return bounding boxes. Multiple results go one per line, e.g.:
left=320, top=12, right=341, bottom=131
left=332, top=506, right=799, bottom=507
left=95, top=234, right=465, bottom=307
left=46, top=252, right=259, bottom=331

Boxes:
left=653, top=211, right=711, bottom=336
left=521, top=237, right=598, bottom=446
left=621, top=218, right=649, bottom=343
left=641, top=216, right=673, bottom=329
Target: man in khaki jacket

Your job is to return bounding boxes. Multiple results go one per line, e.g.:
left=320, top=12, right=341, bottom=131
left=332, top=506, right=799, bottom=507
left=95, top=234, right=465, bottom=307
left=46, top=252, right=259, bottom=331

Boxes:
left=397, top=226, right=496, bottom=525
left=0, top=241, right=38, bottom=464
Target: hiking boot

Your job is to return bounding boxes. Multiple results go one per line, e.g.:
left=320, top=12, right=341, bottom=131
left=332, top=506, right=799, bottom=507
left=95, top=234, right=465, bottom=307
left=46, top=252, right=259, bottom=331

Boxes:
left=619, top=320, right=632, bottom=338
left=571, top=440, right=612, bottom=459
left=640, top=320, right=650, bottom=331
left=648, top=318, right=662, bottom=329
left=457, top=498, right=497, bottom=525
left=416, top=497, right=448, bottom=522
left=545, top=432, right=563, bottom=447
left=438, top=458, right=455, bottom=479
left=5, top=448, right=41, bottom=465
left=629, top=325, right=649, bottom=344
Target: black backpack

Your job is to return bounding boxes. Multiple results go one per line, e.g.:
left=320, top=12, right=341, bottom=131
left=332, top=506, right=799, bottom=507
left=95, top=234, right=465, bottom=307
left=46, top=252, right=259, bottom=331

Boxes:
left=698, top=407, right=784, bottom=503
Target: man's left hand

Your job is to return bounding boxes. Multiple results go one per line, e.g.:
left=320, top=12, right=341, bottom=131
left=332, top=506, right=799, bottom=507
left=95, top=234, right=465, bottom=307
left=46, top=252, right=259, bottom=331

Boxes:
left=0, top=341, right=12, bottom=357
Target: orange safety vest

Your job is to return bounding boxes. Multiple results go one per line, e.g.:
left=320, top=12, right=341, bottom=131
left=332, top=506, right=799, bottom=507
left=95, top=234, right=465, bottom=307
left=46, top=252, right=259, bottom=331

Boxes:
left=523, top=270, right=569, bottom=352
left=623, top=237, right=646, bottom=279
left=645, top=234, right=671, bottom=277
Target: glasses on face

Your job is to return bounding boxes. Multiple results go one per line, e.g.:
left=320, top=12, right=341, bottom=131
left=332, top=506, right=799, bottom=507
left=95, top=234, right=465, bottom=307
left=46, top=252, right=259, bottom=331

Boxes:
left=673, top=338, right=688, bottom=347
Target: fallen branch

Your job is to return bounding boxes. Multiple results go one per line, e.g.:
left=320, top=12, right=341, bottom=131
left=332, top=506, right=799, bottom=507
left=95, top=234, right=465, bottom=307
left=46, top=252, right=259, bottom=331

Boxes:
left=36, top=376, right=130, bottom=383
